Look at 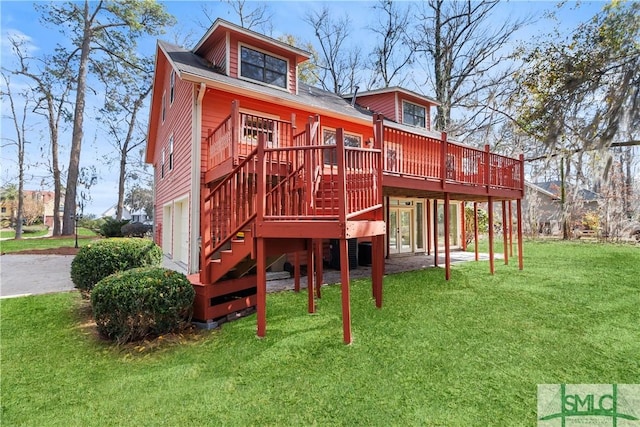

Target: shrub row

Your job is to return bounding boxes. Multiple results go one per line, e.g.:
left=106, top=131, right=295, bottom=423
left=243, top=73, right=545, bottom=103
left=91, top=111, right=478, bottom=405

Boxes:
left=91, top=267, right=195, bottom=343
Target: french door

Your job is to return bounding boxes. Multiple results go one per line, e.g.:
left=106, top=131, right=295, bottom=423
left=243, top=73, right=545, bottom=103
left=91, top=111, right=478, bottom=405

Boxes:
left=389, top=207, right=413, bottom=254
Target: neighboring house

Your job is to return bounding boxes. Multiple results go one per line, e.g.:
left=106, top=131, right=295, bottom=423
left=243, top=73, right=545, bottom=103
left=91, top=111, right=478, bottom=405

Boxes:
left=102, top=205, right=152, bottom=223
left=0, top=190, right=58, bottom=228
left=533, top=180, right=599, bottom=231
left=145, top=19, right=525, bottom=341
left=523, top=182, right=562, bottom=235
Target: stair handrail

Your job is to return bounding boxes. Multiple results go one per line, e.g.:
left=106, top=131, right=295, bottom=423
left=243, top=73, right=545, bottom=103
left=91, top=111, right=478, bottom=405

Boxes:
left=202, top=148, right=258, bottom=262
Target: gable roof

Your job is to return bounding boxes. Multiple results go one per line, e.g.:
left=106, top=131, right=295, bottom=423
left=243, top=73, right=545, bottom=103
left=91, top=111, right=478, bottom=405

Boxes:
left=193, top=18, right=312, bottom=64
left=534, top=180, right=599, bottom=201
left=349, top=86, right=441, bottom=107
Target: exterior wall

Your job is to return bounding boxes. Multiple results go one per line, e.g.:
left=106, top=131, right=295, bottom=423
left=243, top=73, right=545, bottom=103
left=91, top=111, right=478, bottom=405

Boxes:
left=202, top=34, right=226, bottom=71
left=356, top=93, right=398, bottom=122
left=151, top=56, right=194, bottom=263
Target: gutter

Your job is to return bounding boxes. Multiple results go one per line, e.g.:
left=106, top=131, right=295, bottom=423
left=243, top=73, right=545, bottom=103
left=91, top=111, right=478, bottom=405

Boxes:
left=189, top=82, right=206, bottom=274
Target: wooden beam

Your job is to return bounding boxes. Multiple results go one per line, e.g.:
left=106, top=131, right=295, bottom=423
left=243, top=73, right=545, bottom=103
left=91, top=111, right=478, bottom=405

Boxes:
left=444, top=193, right=451, bottom=281
left=473, top=202, right=479, bottom=262
left=307, top=238, right=315, bottom=313
left=339, top=238, right=352, bottom=344
left=256, top=237, right=266, bottom=338
left=517, top=198, right=524, bottom=270
left=502, top=200, right=509, bottom=265
left=433, top=200, right=438, bottom=267
left=372, top=234, right=384, bottom=308
left=488, top=196, right=495, bottom=275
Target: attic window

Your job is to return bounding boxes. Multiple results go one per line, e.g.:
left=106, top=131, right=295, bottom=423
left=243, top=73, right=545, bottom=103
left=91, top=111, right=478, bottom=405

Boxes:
left=240, top=46, right=287, bottom=89
left=402, top=101, right=426, bottom=128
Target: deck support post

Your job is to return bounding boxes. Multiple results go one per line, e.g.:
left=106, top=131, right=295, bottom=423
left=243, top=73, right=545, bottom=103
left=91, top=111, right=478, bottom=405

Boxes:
left=460, top=201, right=467, bottom=251
left=488, top=196, right=495, bottom=275
left=426, top=199, right=432, bottom=255
left=502, top=200, right=509, bottom=265
left=307, top=238, right=315, bottom=313
left=372, top=234, right=384, bottom=308
left=433, top=200, right=438, bottom=267
left=294, top=251, right=300, bottom=292
left=517, top=198, right=524, bottom=270
left=473, top=202, right=479, bottom=261
left=315, top=240, right=323, bottom=299
left=508, top=201, right=514, bottom=257
left=256, top=237, right=266, bottom=338
left=339, top=238, right=352, bottom=344
left=444, top=193, right=451, bottom=280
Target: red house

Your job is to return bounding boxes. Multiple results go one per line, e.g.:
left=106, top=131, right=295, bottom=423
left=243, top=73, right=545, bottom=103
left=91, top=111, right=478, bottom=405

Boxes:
left=146, top=19, right=524, bottom=343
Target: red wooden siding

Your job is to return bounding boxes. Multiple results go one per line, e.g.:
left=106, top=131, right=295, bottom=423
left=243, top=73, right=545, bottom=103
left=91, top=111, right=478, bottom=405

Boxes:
left=202, top=33, right=227, bottom=72
left=152, top=60, right=194, bottom=228
left=356, top=93, right=398, bottom=122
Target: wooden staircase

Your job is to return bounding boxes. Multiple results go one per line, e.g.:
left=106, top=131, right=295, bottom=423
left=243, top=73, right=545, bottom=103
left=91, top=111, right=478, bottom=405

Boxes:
left=193, top=108, right=386, bottom=343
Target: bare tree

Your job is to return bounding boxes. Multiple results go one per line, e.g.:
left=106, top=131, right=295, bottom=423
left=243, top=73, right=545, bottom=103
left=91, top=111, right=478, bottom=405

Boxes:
left=367, top=0, right=413, bottom=88
left=7, top=36, right=73, bottom=236
left=411, top=0, right=528, bottom=132
left=96, top=54, right=153, bottom=221
left=0, top=73, right=30, bottom=239
left=305, top=6, right=363, bottom=95
left=199, top=1, right=273, bottom=34
left=37, top=0, right=174, bottom=235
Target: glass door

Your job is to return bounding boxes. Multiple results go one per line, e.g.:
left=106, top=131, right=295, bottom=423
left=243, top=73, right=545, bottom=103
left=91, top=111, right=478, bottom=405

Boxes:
left=389, top=207, right=413, bottom=254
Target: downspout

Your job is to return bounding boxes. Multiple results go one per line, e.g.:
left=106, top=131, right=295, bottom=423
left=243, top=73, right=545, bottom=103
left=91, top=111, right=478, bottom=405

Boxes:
left=189, top=82, right=206, bottom=273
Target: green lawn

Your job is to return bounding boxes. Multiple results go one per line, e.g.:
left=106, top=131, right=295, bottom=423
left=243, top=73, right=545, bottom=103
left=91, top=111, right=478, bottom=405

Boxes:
left=0, top=225, right=50, bottom=239
left=1, top=241, right=638, bottom=425
left=0, top=228, right=98, bottom=253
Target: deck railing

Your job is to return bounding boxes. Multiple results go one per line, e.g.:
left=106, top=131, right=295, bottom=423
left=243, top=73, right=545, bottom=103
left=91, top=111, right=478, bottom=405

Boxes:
left=381, top=124, right=523, bottom=192
left=205, top=101, right=295, bottom=172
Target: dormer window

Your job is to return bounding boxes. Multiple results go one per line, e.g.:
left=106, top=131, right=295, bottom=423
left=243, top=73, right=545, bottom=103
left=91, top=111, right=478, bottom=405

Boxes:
left=402, top=101, right=426, bottom=128
left=239, top=45, right=287, bottom=89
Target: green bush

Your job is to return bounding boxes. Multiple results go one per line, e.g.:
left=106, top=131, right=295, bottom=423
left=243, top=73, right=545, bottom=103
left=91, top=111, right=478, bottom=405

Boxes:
left=91, top=267, right=195, bottom=343
left=70, top=238, right=162, bottom=293
left=100, top=218, right=130, bottom=237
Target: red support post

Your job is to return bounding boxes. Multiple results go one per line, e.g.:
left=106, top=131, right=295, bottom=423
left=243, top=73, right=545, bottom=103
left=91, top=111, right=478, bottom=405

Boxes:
left=433, top=200, right=438, bottom=267
left=508, top=200, right=514, bottom=257
left=315, top=239, right=323, bottom=299
left=488, top=196, right=495, bottom=275
left=372, top=234, right=384, bottom=308
left=502, top=200, right=509, bottom=265
left=307, top=238, right=315, bottom=313
left=473, top=202, right=479, bottom=262
left=517, top=198, right=524, bottom=270
left=230, top=100, right=239, bottom=163
left=484, top=144, right=491, bottom=193
left=460, top=201, right=467, bottom=251
left=294, top=251, right=300, bottom=292
left=256, top=237, right=266, bottom=338
left=444, top=193, right=451, bottom=280
left=339, top=238, right=352, bottom=344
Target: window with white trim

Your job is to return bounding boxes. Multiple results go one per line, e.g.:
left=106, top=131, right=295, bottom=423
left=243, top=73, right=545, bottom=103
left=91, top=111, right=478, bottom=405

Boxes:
left=161, top=92, right=166, bottom=122
left=402, top=101, right=426, bottom=128
left=168, top=135, right=174, bottom=171
left=169, top=70, right=175, bottom=104
left=240, top=46, right=287, bottom=89
left=322, top=129, right=361, bottom=165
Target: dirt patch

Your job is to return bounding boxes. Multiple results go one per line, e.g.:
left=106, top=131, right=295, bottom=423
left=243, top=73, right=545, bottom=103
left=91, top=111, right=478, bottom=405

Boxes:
left=9, top=247, right=80, bottom=255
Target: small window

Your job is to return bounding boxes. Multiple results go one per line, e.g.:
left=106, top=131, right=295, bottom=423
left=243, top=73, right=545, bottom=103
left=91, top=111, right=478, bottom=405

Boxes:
left=168, top=135, right=174, bottom=171
left=169, top=71, right=175, bottom=104
left=161, top=92, right=166, bottom=122
left=161, top=149, right=165, bottom=179
left=1, top=207, right=6, bottom=213
left=402, top=101, right=426, bottom=128
left=322, top=129, right=361, bottom=165
left=240, top=46, right=287, bottom=89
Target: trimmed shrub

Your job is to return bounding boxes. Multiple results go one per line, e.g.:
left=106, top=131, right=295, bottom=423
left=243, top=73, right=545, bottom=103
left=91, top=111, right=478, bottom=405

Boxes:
left=91, top=267, right=195, bottom=343
left=100, top=218, right=130, bottom=237
left=71, top=238, right=162, bottom=293
left=121, top=221, right=152, bottom=237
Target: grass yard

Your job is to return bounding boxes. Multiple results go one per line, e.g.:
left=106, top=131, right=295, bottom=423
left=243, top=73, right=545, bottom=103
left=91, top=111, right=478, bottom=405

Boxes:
left=1, top=241, right=638, bottom=425
left=0, top=225, right=50, bottom=239
left=0, top=228, right=97, bottom=253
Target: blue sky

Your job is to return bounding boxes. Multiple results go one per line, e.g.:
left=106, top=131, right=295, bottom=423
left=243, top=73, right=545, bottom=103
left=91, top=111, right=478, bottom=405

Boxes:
left=0, top=1, right=607, bottom=216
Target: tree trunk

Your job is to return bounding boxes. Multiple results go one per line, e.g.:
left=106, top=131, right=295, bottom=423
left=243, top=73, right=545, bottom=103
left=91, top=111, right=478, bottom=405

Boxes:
left=62, top=1, right=91, bottom=235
